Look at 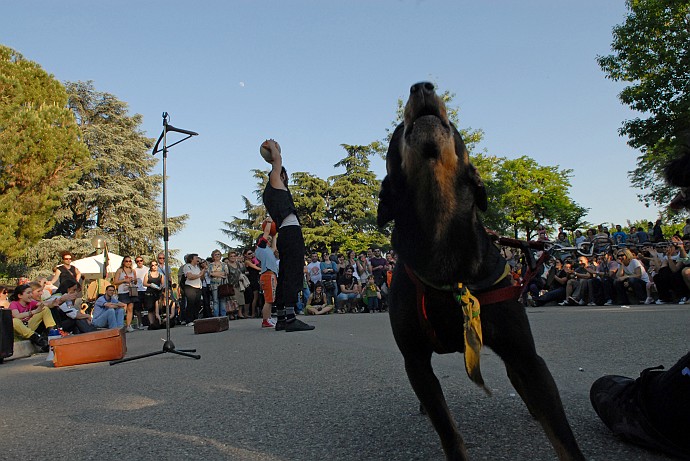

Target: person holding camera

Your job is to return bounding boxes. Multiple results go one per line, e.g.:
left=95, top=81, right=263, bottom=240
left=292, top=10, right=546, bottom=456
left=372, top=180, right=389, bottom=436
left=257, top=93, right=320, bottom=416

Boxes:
left=613, top=248, right=649, bottom=304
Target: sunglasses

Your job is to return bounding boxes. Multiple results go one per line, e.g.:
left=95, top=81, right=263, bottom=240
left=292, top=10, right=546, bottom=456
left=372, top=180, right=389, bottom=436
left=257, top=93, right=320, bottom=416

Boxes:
left=151, top=264, right=158, bottom=267
left=135, top=259, right=143, bottom=262
left=63, top=257, right=72, bottom=261
left=124, top=259, right=132, bottom=263
left=616, top=254, right=625, bottom=259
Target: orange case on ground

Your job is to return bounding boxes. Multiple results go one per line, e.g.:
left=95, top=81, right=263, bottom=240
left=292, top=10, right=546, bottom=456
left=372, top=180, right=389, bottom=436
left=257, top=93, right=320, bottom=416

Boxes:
left=51, top=328, right=127, bottom=367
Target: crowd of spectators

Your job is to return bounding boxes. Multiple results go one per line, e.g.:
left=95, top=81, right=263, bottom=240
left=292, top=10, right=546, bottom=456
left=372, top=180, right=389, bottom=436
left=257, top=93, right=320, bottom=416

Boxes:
left=5, top=219, right=688, bottom=355
left=517, top=221, right=690, bottom=307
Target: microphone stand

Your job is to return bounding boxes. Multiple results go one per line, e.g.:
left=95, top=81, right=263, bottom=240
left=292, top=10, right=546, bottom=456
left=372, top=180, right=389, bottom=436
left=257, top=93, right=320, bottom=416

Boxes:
left=111, top=112, right=201, bottom=365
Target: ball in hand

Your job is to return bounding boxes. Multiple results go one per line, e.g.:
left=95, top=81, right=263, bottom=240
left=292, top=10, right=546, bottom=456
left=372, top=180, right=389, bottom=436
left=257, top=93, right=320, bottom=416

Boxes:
left=260, top=139, right=280, bottom=163
left=262, top=219, right=277, bottom=236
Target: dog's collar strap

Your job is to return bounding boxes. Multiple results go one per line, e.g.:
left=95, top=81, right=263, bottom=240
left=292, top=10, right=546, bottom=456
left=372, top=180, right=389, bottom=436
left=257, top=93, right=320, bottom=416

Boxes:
left=404, top=264, right=491, bottom=394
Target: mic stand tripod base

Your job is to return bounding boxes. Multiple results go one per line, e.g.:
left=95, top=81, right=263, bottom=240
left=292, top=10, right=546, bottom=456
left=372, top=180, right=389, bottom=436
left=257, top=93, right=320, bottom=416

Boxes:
left=110, top=327, right=201, bottom=365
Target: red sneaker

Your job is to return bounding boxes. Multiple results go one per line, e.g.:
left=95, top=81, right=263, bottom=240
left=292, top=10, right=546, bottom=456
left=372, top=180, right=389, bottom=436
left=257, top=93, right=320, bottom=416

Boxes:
left=261, top=319, right=275, bottom=328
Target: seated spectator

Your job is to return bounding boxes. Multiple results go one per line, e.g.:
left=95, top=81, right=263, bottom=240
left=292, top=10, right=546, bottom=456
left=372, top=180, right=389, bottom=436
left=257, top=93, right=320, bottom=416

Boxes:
left=533, top=260, right=570, bottom=306
left=611, top=224, right=628, bottom=245
left=627, top=226, right=639, bottom=245
left=574, top=230, right=586, bottom=247
left=594, top=253, right=618, bottom=306
left=613, top=248, right=649, bottom=304
left=9, top=283, right=54, bottom=351
left=48, top=279, right=96, bottom=334
left=522, top=255, right=552, bottom=306
left=560, top=256, right=593, bottom=305
left=635, top=226, right=649, bottom=244
left=654, top=237, right=690, bottom=304
left=0, top=285, right=9, bottom=309
left=361, top=275, right=382, bottom=313
left=592, top=227, right=613, bottom=253
left=305, top=283, right=332, bottom=315
left=92, top=285, right=125, bottom=329
left=336, top=266, right=360, bottom=313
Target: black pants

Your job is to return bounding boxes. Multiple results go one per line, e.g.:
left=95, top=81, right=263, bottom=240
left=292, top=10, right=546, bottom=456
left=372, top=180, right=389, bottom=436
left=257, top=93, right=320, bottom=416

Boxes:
left=275, top=225, right=305, bottom=308
left=201, top=285, right=212, bottom=318
left=653, top=267, right=688, bottom=302
left=614, top=277, right=646, bottom=304
left=183, top=285, right=201, bottom=323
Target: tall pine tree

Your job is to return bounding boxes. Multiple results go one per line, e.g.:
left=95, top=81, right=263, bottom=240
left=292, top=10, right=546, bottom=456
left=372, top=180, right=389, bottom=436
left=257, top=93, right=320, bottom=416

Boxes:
left=47, top=81, right=187, bottom=257
left=0, top=45, right=90, bottom=261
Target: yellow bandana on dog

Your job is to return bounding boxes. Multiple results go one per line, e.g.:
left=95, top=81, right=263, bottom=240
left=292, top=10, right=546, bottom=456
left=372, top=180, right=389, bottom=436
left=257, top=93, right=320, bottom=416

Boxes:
left=453, top=283, right=491, bottom=395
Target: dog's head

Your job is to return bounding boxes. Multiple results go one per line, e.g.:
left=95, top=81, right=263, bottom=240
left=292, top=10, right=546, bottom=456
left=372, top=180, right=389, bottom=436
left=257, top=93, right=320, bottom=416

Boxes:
left=378, top=82, right=487, bottom=238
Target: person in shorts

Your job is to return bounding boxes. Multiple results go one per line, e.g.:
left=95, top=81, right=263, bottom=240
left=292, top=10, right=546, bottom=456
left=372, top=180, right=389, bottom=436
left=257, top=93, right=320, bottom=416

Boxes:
left=255, top=221, right=278, bottom=329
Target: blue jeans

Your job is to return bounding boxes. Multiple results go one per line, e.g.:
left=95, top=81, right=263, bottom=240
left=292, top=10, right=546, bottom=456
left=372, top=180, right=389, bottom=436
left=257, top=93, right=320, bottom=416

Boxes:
left=211, top=286, right=227, bottom=317
left=337, top=292, right=358, bottom=309
left=92, top=308, right=125, bottom=329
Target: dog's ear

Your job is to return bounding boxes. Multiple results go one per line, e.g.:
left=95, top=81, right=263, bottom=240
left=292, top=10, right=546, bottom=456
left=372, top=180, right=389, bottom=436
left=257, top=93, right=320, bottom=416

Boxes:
left=378, top=124, right=406, bottom=227
left=378, top=176, right=396, bottom=227
left=469, top=163, right=488, bottom=212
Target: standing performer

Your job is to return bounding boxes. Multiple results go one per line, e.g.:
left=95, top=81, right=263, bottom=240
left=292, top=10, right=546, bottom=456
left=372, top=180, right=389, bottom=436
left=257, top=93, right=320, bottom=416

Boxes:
left=261, top=139, right=314, bottom=332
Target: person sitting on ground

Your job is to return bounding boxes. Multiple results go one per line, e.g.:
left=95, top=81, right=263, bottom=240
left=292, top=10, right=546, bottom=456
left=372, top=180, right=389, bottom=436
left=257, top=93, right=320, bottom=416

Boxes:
left=336, top=265, right=360, bottom=313
left=613, top=248, right=649, bottom=304
left=592, top=226, right=613, bottom=253
left=92, top=285, right=125, bottom=329
left=48, top=279, right=96, bottom=334
left=9, top=283, right=55, bottom=351
left=305, top=282, right=331, bottom=315
left=560, top=256, right=593, bottom=306
left=533, top=260, right=570, bottom=306
left=0, top=285, right=9, bottom=309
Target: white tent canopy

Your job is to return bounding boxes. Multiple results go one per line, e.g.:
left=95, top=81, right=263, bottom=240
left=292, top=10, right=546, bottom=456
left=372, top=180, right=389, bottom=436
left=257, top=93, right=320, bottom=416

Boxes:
left=71, top=252, right=123, bottom=280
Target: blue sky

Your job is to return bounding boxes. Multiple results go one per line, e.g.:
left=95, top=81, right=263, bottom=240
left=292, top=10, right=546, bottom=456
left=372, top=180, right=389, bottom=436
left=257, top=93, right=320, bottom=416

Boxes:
left=2, top=1, right=659, bottom=258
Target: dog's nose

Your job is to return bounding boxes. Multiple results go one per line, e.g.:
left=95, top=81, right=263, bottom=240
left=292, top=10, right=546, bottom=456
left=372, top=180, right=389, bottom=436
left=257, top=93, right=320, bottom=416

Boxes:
left=410, top=82, right=435, bottom=95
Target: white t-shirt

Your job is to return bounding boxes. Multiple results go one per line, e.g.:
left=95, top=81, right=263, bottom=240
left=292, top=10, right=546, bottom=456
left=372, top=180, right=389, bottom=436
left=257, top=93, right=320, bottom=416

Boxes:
left=134, top=266, right=148, bottom=291
left=183, top=264, right=202, bottom=289
left=622, top=258, right=650, bottom=283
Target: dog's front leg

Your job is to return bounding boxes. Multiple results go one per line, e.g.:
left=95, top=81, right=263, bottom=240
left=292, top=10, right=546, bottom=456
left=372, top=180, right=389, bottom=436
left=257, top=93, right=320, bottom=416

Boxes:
left=404, top=354, right=468, bottom=461
left=483, top=304, right=585, bottom=461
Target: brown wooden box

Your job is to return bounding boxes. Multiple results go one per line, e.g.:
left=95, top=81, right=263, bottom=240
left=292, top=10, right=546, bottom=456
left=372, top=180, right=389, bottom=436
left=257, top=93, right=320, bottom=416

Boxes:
left=51, top=328, right=127, bottom=367
left=193, top=316, right=229, bottom=334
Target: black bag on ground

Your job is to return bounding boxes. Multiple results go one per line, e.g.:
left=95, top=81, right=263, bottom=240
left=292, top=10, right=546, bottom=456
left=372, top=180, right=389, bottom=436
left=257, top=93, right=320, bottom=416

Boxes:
left=1, top=309, right=14, bottom=363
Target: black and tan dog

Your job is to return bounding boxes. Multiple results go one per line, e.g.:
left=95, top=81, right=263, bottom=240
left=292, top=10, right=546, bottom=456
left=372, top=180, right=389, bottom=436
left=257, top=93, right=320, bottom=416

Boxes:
left=378, top=82, right=585, bottom=461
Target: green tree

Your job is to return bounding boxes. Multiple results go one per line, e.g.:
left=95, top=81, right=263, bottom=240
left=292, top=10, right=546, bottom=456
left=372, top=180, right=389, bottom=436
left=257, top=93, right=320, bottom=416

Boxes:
left=45, top=81, right=187, bottom=258
left=217, top=195, right=263, bottom=252
left=598, top=0, right=690, bottom=208
left=493, top=156, right=586, bottom=239
left=0, top=45, right=90, bottom=260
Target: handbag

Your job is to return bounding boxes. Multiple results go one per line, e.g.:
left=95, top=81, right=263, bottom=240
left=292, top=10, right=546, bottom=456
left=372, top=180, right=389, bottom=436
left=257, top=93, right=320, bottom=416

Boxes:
left=129, top=283, right=139, bottom=297
left=218, top=279, right=235, bottom=298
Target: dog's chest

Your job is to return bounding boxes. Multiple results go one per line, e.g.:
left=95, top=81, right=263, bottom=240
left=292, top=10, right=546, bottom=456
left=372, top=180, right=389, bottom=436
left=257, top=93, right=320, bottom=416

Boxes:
left=420, top=288, right=466, bottom=354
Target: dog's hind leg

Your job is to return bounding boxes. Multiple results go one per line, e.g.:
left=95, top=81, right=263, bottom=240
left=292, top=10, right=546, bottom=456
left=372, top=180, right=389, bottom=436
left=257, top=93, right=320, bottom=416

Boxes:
left=404, top=354, right=468, bottom=461
left=482, top=303, right=585, bottom=461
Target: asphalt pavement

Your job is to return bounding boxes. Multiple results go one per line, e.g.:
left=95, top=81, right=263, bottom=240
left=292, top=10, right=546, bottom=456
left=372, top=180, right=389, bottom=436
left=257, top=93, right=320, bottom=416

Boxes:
left=1, top=304, right=688, bottom=460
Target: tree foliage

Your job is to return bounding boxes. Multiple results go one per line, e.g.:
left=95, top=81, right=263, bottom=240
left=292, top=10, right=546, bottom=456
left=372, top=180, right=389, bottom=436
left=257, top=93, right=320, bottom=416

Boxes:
left=0, top=45, right=90, bottom=259
left=43, top=81, right=188, bottom=259
left=598, top=0, right=690, bottom=208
